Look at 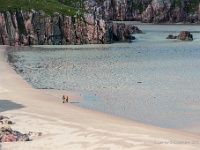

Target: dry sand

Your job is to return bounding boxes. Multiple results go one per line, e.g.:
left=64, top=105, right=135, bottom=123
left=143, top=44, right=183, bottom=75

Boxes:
left=1, top=45, right=200, bottom=150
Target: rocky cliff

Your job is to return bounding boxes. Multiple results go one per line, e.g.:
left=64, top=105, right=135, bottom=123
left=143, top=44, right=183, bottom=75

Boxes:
left=102, top=0, right=200, bottom=23
left=142, top=0, right=200, bottom=23
left=1, top=0, right=199, bottom=46
left=0, top=0, right=142, bottom=46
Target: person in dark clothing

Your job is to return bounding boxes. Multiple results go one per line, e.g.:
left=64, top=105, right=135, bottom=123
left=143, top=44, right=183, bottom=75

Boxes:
left=62, top=95, right=65, bottom=103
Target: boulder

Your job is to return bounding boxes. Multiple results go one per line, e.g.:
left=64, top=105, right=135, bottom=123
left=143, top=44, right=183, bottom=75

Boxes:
left=0, top=126, right=30, bottom=142
left=166, top=34, right=177, bottom=39
left=166, top=31, right=193, bottom=41
left=177, top=31, right=193, bottom=41
left=0, top=116, right=10, bottom=124
left=1, top=134, right=18, bottom=142
left=0, top=116, right=9, bottom=120
left=112, top=23, right=141, bottom=42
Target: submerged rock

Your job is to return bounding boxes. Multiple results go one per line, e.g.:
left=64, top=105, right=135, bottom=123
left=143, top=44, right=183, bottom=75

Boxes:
left=177, top=31, right=193, bottom=41
left=166, top=31, right=193, bottom=41
left=166, top=34, right=177, bottom=39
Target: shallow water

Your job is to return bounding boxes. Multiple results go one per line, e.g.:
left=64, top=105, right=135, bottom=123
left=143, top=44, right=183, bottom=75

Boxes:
left=9, top=24, right=200, bottom=129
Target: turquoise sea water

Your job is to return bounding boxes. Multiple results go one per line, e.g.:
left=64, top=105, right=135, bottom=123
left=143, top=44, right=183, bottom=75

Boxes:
left=9, top=24, right=200, bottom=129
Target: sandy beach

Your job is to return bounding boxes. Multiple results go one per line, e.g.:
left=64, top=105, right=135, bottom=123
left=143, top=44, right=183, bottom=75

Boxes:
left=1, top=45, right=200, bottom=150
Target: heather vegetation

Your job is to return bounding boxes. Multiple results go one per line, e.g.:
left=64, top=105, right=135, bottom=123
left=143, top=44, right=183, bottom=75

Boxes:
left=0, top=0, right=86, bottom=18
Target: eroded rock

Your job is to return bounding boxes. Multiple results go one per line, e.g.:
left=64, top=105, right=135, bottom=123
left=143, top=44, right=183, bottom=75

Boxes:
left=0, top=126, right=30, bottom=142
left=177, top=31, right=193, bottom=41
left=166, top=31, right=193, bottom=41
left=166, top=34, right=177, bottom=39
left=0, top=0, right=142, bottom=46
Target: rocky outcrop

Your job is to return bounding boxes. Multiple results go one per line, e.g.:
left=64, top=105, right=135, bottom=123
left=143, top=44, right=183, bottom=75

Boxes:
left=166, top=31, right=193, bottom=41
left=142, top=0, right=200, bottom=23
left=102, top=0, right=200, bottom=23
left=105, top=0, right=128, bottom=21
left=0, top=116, right=42, bottom=142
left=0, top=126, right=30, bottom=142
left=1, top=0, right=199, bottom=46
left=0, top=116, right=12, bottom=126
left=166, top=34, right=177, bottom=39
left=142, top=0, right=172, bottom=23
left=0, top=0, right=142, bottom=46
left=0, top=12, right=111, bottom=46
left=0, top=116, right=10, bottom=125
left=177, top=31, right=193, bottom=41
left=112, top=23, right=141, bottom=42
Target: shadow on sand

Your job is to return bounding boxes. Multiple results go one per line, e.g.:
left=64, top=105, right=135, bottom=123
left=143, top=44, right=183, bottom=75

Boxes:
left=69, top=102, right=80, bottom=104
left=0, top=100, right=24, bottom=112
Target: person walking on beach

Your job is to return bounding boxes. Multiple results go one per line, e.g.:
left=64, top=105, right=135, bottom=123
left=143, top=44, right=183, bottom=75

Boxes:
left=66, top=95, right=68, bottom=103
left=62, top=95, right=65, bottom=103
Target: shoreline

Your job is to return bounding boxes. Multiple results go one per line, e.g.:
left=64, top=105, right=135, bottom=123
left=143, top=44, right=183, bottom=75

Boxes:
left=114, top=21, right=200, bottom=26
left=1, top=45, right=200, bottom=149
